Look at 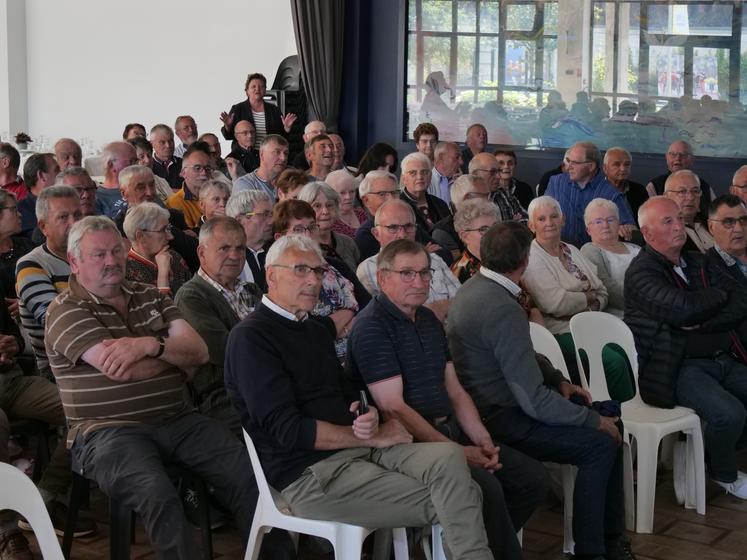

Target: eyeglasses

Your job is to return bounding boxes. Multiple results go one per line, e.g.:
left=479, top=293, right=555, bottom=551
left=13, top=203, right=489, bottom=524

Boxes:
left=0, top=206, right=18, bottom=214
left=377, top=223, right=416, bottom=234
left=473, top=168, right=499, bottom=176
left=666, top=188, right=701, bottom=198
left=564, top=158, right=592, bottom=167
left=588, top=216, right=618, bottom=226
left=142, top=224, right=173, bottom=235
left=271, top=263, right=328, bottom=279
left=462, top=225, right=492, bottom=235
left=381, top=268, right=434, bottom=283
left=243, top=210, right=272, bottom=220
left=289, top=224, right=319, bottom=235
left=667, top=151, right=692, bottom=158
left=708, top=216, right=747, bottom=229
left=185, top=164, right=214, bottom=174
left=368, top=190, right=399, bottom=199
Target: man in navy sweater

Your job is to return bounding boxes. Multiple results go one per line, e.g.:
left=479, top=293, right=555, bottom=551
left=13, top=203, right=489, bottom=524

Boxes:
left=225, top=234, right=493, bottom=560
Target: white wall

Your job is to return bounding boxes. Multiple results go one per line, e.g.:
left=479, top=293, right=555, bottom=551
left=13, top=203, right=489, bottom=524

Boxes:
left=23, top=0, right=297, bottom=150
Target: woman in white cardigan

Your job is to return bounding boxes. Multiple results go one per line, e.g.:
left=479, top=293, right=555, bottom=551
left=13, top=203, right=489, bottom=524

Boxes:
left=523, top=196, right=633, bottom=401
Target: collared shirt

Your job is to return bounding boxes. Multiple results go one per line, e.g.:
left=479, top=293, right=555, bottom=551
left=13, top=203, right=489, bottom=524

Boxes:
left=479, top=266, right=522, bottom=297
left=166, top=185, right=201, bottom=228
left=546, top=170, right=635, bottom=246
left=673, top=257, right=689, bottom=284
left=356, top=252, right=460, bottom=303
left=714, top=244, right=747, bottom=279
left=1, top=176, right=27, bottom=200
left=685, top=222, right=715, bottom=254
left=197, top=267, right=255, bottom=319
left=261, top=294, right=306, bottom=322
left=152, top=155, right=183, bottom=189
left=239, top=246, right=265, bottom=288
left=347, top=293, right=453, bottom=421
left=491, top=188, right=527, bottom=222
left=232, top=171, right=277, bottom=202
left=428, top=167, right=452, bottom=204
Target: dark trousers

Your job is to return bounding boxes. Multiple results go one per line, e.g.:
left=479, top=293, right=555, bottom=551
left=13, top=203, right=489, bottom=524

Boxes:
left=72, top=412, right=293, bottom=560
left=483, top=408, right=624, bottom=557
left=438, top=419, right=548, bottom=560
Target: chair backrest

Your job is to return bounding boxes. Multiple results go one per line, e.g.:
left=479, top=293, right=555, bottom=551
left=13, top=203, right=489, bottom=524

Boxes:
left=529, top=321, right=570, bottom=377
left=242, top=429, right=281, bottom=513
left=0, top=463, right=64, bottom=559
left=569, top=311, right=641, bottom=403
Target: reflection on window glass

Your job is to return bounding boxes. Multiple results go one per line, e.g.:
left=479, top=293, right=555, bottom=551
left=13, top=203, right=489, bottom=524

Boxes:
left=405, top=0, right=747, bottom=158
left=506, top=4, right=536, bottom=31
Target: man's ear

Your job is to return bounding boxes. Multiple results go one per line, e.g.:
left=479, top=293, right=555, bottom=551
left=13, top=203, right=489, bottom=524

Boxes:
left=372, top=226, right=381, bottom=242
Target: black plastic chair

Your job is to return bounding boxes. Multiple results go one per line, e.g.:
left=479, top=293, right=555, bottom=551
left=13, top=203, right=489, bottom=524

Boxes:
left=9, top=419, right=52, bottom=483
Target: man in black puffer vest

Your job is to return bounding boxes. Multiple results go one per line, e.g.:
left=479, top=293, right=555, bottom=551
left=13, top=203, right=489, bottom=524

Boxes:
left=625, top=196, right=747, bottom=500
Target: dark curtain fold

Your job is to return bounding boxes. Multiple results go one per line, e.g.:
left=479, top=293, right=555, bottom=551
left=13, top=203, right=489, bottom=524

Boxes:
left=290, top=0, right=344, bottom=131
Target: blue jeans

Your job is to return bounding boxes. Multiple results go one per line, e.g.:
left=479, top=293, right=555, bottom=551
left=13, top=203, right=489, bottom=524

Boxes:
left=676, top=356, right=747, bottom=482
left=483, top=407, right=624, bottom=557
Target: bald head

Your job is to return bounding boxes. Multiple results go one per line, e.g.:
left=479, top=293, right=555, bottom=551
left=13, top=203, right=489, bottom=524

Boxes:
left=638, top=196, right=686, bottom=260
left=730, top=165, right=747, bottom=205
left=303, top=121, right=326, bottom=142
left=469, top=152, right=500, bottom=191
left=373, top=199, right=417, bottom=248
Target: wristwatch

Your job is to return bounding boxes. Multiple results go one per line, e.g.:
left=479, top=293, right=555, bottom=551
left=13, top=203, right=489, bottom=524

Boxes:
left=154, top=336, right=166, bottom=358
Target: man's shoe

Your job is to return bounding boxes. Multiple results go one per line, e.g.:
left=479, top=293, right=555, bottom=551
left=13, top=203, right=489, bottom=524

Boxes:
left=0, top=529, right=33, bottom=560
left=714, top=476, right=747, bottom=499
left=605, top=536, right=637, bottom=560
left=18, top=500, right=96, bottom=537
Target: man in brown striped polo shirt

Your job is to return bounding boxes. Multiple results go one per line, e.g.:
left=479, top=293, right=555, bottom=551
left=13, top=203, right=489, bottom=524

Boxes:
left=45, top=216, right=293, bottom=560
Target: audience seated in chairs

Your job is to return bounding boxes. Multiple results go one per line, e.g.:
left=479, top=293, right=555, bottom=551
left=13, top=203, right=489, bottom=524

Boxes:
left=19, top=153, right=59, bottom=238
left=53, top=138, right=82, bottom=171
left=356, top=199, right=459, bottom=323
left=275, top=167, right=308, bottom=202
left=298, top=181, right=360, bottom=272
left=232, top=134, right=290, bottom=202
left=16, top=186, right=82, bottom=380
left=175, top=217, right=261, bottom=437
left=413, top=122, right=439, bottom=163
left=625, top=196, right=747, bottom=500
left=173, top=115, right=198, bottom=159
left=450, top=199, right=500, bottom=284
left=56, top=167, right=100, bottom=217
left=0, top=142, right=28, bottom=201
left=194, top=180, right=229, bottom=232
left=0, top=191, right=34, bottom=313
left=493, top=148, right=535, bottom=210
left=432, top=173, right=491, bottom=259
left=469, top=153, right=526, bottom=223
left=150, top=123, right=183, bottom=189
left=522, top=196, right=634, bottom=401
left=427, top=141, right=463, bottom=205
left=123, top=202, right=192, bottom=296
left=447, top=221, right=634, bottom=560
left=166, top=142, right=214, bottom=230
left=347, top=237, right=548, bottom=560
left=326, top=169, right=367, bottom=238
left=271, top=200, right=368, bottom=362
left=224, top=233, right=495, bottom=560
left=305, top=135, right=335, bottom=182
left=97, top=142, right=137, bottom=219
left=225, top=190, right=274, bottom=292
left=602, top=147, right=648, bottom=225
left=580, top=199, right=641, bottom=318
left=399, top=152, right=451, bottom=234
left=127, top=136, right=174, bottom=202
left=226, top=120, right=260, bottom=176
left=663, top=169, right=714, bottom=254
left=44, top=216, right=293, bottom=560
left=122, top=123, right=146, bottom=141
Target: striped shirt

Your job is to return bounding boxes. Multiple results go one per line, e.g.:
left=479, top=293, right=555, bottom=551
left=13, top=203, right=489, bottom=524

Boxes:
left=252, top=110, right=267, bottom=148
left=45, top=276, right=187, bottom=446
left=16, top=245, right=71, bottom=377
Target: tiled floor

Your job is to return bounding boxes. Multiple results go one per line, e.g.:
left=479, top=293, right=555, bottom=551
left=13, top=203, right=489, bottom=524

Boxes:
left=25, top=451, right=747, bottom=559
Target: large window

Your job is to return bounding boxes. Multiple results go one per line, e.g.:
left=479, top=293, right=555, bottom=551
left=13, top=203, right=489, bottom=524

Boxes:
left=405, top=0, right=747, bottom=158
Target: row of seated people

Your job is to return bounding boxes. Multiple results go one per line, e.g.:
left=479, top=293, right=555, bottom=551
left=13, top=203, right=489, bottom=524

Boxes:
left=0, top=111, right=745, bottom=558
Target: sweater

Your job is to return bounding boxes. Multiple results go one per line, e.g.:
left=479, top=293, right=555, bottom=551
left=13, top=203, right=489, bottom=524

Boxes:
left=446, top=273, right=598, bottom=430
left=224, top=302, right=356, bottom=489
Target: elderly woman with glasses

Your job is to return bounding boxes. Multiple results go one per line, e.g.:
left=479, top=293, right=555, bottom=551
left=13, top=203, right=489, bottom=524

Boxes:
left=271, top=200, right=370, bottom=361
left=298, top=181, right=360, bottom=272
left=580, top=198, right=640, bottom=318
left=124, top=202, right=191, bottom=296
left=451, top=199, right=500, bottom=283
left=0, top=191, right=33, bottom=317
left=522, top=196, right=634, bottom=401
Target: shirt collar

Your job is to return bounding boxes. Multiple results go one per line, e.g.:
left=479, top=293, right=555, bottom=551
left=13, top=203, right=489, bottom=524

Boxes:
left=68, top=274, right=135, bottom=306
left=375, top=293, right=418, bottom=323
left=261, top=294, right=306, bottom=322
left=197, top=267, right=248, bottom=295
left=715, top=244, right=737, bottom=267
left=479, top=266, right=522, bottom=296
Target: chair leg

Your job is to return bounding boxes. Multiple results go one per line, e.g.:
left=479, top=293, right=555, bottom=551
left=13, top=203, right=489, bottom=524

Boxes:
left=109, top=497, right=132, bottom=560
left=561, top=465, right=576, bottom=554
left=633, top=432, right=660, bottom=533
left=243, top=514, right=267, bottom=560
left=333, top=536, right=364, bottom=560
left=431, top=524, right=447, bottom=560
left=623, top=440, right=635, bottom=532
left=371, top=529, right=393, bottom=560
left=391, top=528, right=409, bottom=560
left=687, top=427, right=707, bottom=516
left=194, top=479, right=213, bottom=560
left=62, top=473, right=87, bottom=559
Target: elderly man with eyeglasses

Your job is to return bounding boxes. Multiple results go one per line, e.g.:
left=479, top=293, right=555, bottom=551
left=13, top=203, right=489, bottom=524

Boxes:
left=663, top=169, right=714, bottom=254
left=225, top=190, right=274, bottom=291
left=729, top=165, right=747, bottom=206
left=166, top=142, right=216, bottom=229
left=704, top=194, right=747, bottom=288
left=545, top=141, right=635, bottom=247
left=356, top=199, right=459, bottom=323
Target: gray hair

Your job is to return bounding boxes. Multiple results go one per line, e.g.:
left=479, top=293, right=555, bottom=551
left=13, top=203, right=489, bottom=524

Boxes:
left=434, top=141, right=459, bottom=161
left=36, top=185, right=79, bottom=222
left=453, top=199, right=501, bottom=233
left=225, top=190, right=271, bottom=218
left=400, top=151, right=432, bottom=183
left=603, top=146, right=632, bottom=166
left=583, top=198, right=619, bottom=224
left=665, top=169, right=701, bottom=190
left=359, top=170, right=397, bottom=198
left=67, top=216, right=121, bottom=261
left=122, top=202, right=169, bottom=242
left=198, top=216, right=245, bottom=246
left=303, top=121, right=326, bottom=135
left=570, top=141, right=601, bottom=168
left=298, top=181, right=340, bottom=208
left=451, top=174, right=484, bottom=209
left=259, top=134, right=289, bottom=153
left=118, top=165, right=153, bottom=189
left=527, top=195, right=563, bottom=221
left=325, top=169, right=355, bottom=192
left=732, top=165, right=747, bottom=185
left=376, top=238, right=430, bottom=272
left=149, top=124, right=174, bottom=138
left=54, top=138, right=81, bottom=154
left=265, top=234, right=324, bottom=266
left=198, top=180, right=230, bottom=201
left=56, top=166, right=91, bottom=182
left=374, top=199, right=415, bottom=226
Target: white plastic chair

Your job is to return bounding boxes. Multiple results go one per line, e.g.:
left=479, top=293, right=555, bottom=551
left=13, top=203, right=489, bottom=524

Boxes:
left=0, top=462, right=64, bottom=559
left=83, top=155, right=105, bottom=177
left=569, top=311, right=706, bottom=533
left=242, top=429, right=408, bottom=560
